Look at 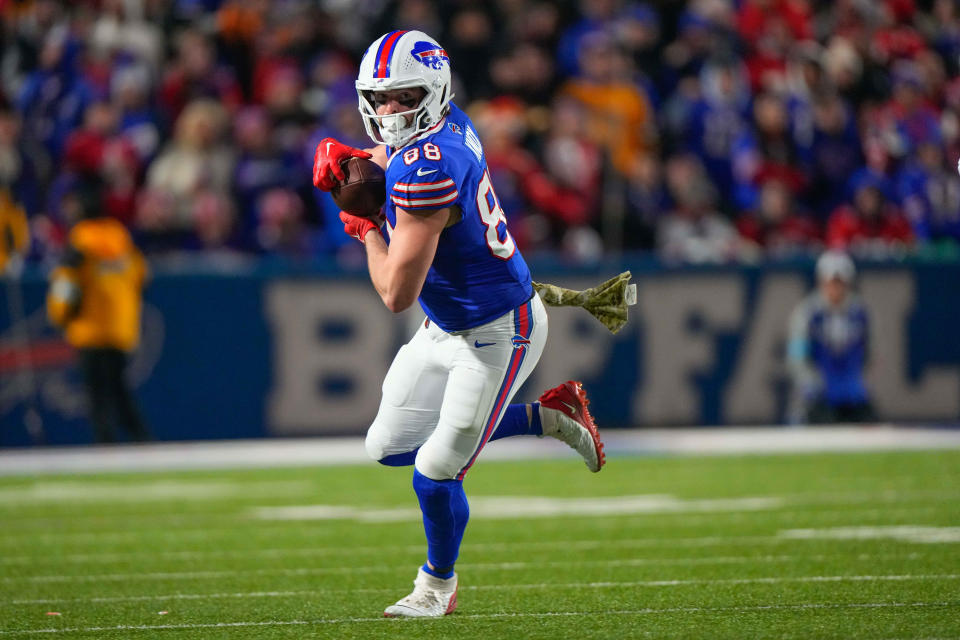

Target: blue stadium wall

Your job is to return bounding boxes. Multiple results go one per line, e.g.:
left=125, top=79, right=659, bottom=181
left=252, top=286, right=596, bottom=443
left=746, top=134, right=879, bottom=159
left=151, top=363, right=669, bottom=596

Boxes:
left=2, top=259, right=959, bottom=446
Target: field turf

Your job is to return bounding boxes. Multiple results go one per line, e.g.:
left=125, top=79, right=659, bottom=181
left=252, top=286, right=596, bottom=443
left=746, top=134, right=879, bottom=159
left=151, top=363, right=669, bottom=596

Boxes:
left=0, top=449, right=958, bottom=639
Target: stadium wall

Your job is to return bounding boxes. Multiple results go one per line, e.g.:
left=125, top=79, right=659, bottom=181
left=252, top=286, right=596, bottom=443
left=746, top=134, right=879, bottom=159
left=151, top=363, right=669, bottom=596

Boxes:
left=1, top=259, right=959, bottom=446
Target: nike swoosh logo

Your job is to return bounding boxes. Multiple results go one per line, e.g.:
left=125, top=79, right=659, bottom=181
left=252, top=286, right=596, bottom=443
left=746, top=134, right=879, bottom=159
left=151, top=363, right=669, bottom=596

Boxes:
left=417, top=168, right=438, bottom=176
left=474, top=341, right=496, bottom=348
left=561, top=401, right=577, bottom=414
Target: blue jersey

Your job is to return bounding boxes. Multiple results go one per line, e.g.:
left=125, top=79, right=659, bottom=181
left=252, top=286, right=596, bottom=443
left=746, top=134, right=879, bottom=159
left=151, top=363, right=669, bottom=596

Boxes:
left=381, top=103, right=533, bottom=332
left=793, top=293, right=870, bottom=406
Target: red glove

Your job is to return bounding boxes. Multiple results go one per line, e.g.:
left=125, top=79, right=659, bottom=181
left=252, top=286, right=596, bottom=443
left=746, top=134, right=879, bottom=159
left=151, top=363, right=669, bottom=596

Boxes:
left=340, top=211, right=381, bottom=243
left=313, top=138, right=373, bottom=191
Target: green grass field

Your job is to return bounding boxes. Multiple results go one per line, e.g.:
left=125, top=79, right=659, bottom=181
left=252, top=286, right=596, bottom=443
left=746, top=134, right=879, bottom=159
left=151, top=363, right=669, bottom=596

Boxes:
left=1, top=449, right=958, bottom=639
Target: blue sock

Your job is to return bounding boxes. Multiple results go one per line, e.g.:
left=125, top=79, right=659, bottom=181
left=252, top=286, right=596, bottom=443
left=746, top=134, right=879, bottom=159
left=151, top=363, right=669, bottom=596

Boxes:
left=489, top=402, right=542, bottom=441
left=413, top=468, right=469, bottom=576
left=422, top=562, right=454, bottom=580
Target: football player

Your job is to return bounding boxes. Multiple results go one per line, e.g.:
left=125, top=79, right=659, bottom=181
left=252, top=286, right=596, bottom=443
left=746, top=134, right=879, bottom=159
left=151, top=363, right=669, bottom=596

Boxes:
left=312, top=30, right=605, bottom=618
left=787, top=250, right=875, bottom=424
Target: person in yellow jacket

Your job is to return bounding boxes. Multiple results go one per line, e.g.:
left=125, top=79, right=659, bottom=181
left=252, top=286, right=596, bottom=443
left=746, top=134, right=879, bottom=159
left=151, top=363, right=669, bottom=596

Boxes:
left=47, top=176, right=150, bottom=443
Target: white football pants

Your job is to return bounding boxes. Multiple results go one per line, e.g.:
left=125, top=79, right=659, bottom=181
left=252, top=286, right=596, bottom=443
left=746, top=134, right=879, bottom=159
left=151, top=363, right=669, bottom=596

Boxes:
left=365, top=294, right=548, bottom=480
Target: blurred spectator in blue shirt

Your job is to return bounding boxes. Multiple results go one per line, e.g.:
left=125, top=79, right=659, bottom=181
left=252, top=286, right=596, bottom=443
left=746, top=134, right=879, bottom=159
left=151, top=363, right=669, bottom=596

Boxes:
left=232, top=106, right=304, bottom=250
left=17, top=28, right=97, bottom=176
left=0, top=105, right=40, bottom=218
left=787, top=250, right=875, bottom=424
left=683, top=57, right=752, bottom=212
left=896, top=138, right=960, bottom=253
left=807, top=92, right=863, bottom=216
left=111, top=65, right=162, bottom=165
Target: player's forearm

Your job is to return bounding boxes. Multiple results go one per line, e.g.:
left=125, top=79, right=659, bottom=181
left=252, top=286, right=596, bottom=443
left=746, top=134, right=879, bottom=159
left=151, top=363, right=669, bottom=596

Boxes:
left=364, top=232, right=421, bottom=313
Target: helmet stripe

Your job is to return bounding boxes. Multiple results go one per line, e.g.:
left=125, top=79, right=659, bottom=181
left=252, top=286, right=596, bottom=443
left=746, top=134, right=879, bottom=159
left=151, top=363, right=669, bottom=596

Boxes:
left=374, top=30, right=407, bottom=78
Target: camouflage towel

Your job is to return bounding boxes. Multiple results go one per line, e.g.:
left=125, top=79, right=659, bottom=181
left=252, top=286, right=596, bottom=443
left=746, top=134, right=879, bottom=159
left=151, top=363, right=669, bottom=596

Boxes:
left=533, top=271, right=636, bottom=334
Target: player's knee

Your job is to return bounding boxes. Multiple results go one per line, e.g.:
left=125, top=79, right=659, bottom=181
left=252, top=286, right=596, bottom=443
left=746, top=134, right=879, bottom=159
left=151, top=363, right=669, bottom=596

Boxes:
left=364, top=424, right=390, bottom=462
left=365, top=423, right=419, bottom=466
left=414, top=449, right=460, bottom=481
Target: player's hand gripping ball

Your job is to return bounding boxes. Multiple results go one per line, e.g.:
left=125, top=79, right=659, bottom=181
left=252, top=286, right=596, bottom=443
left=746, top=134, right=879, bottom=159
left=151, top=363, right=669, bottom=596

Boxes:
left=331, top=157, right=387, bottom=218
left=312, top=138, right=372, bottom=190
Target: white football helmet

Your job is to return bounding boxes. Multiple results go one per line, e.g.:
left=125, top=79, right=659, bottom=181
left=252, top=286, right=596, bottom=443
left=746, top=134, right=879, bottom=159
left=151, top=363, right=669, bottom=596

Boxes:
left=356, top=30, right=452, bottom=149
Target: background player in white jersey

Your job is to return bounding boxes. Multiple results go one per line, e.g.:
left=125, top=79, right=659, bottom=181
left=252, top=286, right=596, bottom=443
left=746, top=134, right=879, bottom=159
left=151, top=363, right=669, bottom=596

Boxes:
left=312, top=30, right=605, bottom=618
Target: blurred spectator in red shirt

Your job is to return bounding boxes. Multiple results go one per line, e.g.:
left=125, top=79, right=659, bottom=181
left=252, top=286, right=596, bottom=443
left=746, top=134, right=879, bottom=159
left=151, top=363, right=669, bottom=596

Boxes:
left=739, top=0, right=812, bottom=48
left=737, top=177, right=821, bottom=259
left=63, top=100, right=140, bottom=224
left=871, top=1, right=926, bottom=63
left=539, top=97, right=604, bottom=256
left=475, top=97, right=602, bottom=253
left=827, top=171, right=913, bottom=256
left=738, top=0, right=812, bottom=92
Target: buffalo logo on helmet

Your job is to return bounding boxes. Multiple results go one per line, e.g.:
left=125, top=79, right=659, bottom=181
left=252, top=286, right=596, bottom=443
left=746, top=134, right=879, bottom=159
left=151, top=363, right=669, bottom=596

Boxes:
left=411, top=41, right=449, bottom=70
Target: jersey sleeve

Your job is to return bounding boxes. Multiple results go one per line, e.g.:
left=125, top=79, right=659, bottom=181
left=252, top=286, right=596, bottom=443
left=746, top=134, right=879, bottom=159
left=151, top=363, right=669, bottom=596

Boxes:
left=389, top=166, right=460, bottom=211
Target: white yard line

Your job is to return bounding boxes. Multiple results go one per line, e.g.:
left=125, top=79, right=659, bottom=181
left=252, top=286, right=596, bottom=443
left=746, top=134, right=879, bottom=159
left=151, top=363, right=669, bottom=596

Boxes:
left=4, top=521, right=958, bottom=565
left=251, top=495, right=784, bottom=522
left=0, top=480, right=313, bottom=504
left=781, top=526, right=960, bottom=544
left=0, top=601, right=955, bottom=635
left=0, top=503, right=949, bottom=545
left=0, top=554, right=850, bottom=584
left=1, top=427, right=958, bottom=476
left=0, top=535, right=779, bottom=565
left=4, top=560, right=956, bottom=586
left=7, top=572, right=950, bottom=605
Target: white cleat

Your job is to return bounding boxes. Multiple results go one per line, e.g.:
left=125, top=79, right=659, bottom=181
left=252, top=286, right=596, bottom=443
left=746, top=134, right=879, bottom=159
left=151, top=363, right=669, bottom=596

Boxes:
left=538, top=380, right=606, bottom=472
left=383, top=567, right=458, bottom=618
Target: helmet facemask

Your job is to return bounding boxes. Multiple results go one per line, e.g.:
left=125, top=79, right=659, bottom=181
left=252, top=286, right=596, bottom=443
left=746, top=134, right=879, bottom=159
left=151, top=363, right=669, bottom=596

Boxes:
left=357, top=87, right=439, bottom=148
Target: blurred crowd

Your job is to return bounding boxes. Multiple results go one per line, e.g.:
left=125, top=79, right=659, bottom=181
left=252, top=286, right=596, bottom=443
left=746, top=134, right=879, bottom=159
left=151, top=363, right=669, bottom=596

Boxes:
left=1, top=0, right=959, bottom=265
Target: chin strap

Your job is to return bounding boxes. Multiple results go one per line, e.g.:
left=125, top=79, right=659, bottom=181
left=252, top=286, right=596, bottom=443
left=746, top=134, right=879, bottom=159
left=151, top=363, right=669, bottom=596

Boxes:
left=533, top=271, right=637, bottom=334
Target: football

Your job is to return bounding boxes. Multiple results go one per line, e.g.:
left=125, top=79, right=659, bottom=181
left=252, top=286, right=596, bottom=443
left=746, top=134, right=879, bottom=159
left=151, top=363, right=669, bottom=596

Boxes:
left=331, top=157, right=386, bottom=218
